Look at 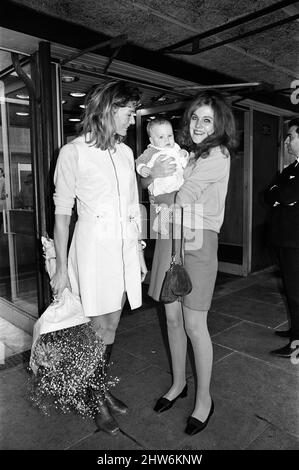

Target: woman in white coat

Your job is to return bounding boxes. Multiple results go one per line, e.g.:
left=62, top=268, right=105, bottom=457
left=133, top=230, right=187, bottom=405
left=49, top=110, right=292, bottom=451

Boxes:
left=51, top=81, right=147, bottom=435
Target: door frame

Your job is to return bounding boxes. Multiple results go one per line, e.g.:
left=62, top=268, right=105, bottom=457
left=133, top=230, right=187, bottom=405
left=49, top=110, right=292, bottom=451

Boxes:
left=0, top=42, right=61, bottom=332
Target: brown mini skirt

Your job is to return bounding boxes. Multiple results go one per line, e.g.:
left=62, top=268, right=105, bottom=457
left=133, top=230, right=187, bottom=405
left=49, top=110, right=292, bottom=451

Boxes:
left=148, top=229, right=218, bottom=311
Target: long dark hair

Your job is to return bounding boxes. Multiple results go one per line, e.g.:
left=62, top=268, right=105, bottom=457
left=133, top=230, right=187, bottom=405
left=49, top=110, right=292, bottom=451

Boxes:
left=177, top=90, right=238, bottom=159
left=81, top=81, right=140, bottom=150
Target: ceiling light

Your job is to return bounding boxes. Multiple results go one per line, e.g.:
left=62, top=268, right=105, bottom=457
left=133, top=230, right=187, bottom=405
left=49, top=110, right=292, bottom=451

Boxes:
left=62, top=100, right=67, bottom=104
left=68, top=118, right=81, bottom=122
left=79, top=104, right=86, bottom=109
left=62, top=75, right=79, bottom=83
left=16, top=93, right=29, bottom=100
left=69, top=92, right=86, bottom=98
left=16, top=112, right=29, bottom=116
left=157, top=96, right=166, bottom=102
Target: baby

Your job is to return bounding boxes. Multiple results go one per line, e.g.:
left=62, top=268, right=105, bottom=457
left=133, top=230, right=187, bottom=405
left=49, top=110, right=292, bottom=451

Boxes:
left=136, top=118, right=189, bottom=234
left=136, top=118, right=188, bottom=196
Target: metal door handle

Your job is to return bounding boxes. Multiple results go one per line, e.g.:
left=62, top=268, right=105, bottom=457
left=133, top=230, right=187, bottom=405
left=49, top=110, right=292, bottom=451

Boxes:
left=2, top=209, right=7, bottom=234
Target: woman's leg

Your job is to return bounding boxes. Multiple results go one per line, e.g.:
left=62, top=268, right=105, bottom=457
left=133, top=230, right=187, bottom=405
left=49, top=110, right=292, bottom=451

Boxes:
left=89, top=293, right=128, bottom=432
left=90, top=292, right=126, bottom=345
left=183, top=307, right=213, bottom=420
left=163, top=300, right=188, bottom=399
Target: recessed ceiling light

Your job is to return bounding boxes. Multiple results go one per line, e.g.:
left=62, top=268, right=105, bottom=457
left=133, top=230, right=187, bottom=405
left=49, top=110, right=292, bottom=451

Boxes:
left=157, top=96, right=166, bottom=102
left=69, top=92, right=86, bottom=98
left=62, top=75, right=79, bottom=83
left=16, top=93, right=29, bottom=100
left=68, top=118, right=81, bottom=122
left=62, top=100, right=67, bottom=104
left=16, top=112, right=29, bottom=116
left=79, top=104, right=86, bottom=109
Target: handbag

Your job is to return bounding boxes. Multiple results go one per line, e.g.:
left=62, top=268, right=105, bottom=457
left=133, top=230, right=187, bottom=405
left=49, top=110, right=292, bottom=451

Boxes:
left=160, top=196, right=192, bottom=303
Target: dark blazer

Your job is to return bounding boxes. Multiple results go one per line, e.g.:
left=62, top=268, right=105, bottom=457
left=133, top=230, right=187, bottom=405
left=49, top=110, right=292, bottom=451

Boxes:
left=264, top=160, right=299, bottom=248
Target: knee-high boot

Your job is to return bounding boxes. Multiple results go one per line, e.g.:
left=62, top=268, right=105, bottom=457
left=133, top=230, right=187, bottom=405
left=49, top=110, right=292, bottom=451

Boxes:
left=91, top=345, right=119, bottom=435
left=103, top=344, right=128, bottom=415
left=92, top=388, right=119, bottom=436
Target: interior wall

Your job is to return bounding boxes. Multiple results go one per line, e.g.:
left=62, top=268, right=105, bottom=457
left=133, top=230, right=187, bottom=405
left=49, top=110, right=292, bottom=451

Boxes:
left=218, top=108, right=245, bottom=266
left=251, top=110, right=280, bottom=272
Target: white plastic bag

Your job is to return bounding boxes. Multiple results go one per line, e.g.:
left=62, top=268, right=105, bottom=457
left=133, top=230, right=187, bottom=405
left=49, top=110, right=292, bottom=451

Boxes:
left=29, top=236, right=89, bottom=374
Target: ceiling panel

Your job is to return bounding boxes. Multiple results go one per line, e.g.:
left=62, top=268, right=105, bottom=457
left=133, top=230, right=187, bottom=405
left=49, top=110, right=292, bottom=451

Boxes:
left=2, top=0, right=299, bottom=113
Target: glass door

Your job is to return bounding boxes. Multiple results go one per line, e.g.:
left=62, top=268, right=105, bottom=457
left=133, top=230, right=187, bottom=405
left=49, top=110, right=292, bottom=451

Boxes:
left=0, top=56, right=38, bottom=326
left=136, top=103, right=248, bottom=275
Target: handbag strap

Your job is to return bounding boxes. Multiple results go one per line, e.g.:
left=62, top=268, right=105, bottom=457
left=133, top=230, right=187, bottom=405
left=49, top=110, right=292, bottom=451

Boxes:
left=171, top=192, right=184, bottom=264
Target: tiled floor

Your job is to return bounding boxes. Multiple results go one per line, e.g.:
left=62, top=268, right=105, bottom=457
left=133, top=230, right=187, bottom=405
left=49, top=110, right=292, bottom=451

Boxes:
left=0, top=317, right=32, bottom=359
left=0, top=269, right=298, bottom=450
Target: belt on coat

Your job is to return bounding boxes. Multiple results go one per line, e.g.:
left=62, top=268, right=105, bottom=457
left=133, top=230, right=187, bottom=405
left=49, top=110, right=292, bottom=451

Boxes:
left=77, top=214, right=139, bottom=225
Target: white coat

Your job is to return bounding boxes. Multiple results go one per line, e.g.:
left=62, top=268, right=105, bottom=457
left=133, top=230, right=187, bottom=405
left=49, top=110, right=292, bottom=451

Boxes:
left=53, top=135, right=142, bottom=317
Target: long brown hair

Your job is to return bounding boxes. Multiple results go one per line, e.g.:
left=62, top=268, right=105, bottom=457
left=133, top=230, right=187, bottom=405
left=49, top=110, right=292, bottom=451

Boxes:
left=177, top=90, right=237, bottom=159
left=81, top=81, right=140, bottom=150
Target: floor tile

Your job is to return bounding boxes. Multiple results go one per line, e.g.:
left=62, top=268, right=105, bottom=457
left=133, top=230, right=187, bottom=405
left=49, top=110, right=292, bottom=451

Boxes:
left=68, top=429, right=143, bottom=450
left=0, top=317, right=33, bottom=354
left=112, top=367, right=191, bottom=450
left=208, top=310, right=243, bottom=337
left=0, top=365, right=96, bottom=450
left=212, top=353, right=299, bottom=437
left=246, top=424, right=299, bottom=450
left=106, top=347, right=154, bottom=381
left=211, top=293, right=287, bottom=328
left=212, top=321, right=299, bottom=376
left=118, top=307, right=160, bottom=333
left=179, top=382, right=268, bottom=450
left=213, top=276, right=257, bottom=299
left=106, top=369, right=267, bottom=450
left=4, top=333, right=32, bottom=354
left=235, top=283, right=285, bottom=306
left=114, top=321, right=170, bottom=371
left=115, top=320, right=233, bottom=377
left=3, top=344, right=15, bottom=359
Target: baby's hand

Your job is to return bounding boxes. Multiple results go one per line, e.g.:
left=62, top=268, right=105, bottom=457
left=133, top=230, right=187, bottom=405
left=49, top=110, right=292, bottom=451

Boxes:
left=180, top=149, right=189, bottom=168
left=140, top=166, right=152, bottom=177
left=180, top=149, right=189, bottom=160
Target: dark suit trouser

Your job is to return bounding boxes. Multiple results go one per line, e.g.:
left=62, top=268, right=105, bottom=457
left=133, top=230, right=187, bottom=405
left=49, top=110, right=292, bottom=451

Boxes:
left=277, top=247, right=299, bottom=341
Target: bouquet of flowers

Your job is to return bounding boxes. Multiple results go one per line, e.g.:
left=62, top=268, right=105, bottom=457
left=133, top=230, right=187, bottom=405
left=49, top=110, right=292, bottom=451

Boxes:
left=28, top=236, right=118, bottom=417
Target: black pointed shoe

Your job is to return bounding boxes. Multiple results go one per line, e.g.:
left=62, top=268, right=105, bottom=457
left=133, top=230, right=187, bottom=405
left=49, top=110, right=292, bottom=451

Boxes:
left=270, top=342, right=299, bottom=358
left=274, top=329, right=291, bottom=338
left=154, top=384, right=188, bottom=413
left=185, top=400, right=214, bottom=436
left=105, top=391, right=128, bottom=415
